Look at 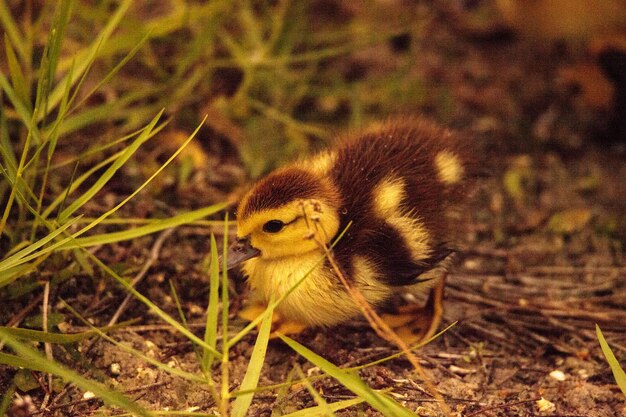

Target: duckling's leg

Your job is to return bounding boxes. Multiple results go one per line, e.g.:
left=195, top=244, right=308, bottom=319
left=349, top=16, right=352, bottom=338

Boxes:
left=380, top=275, right=446, bottom=345
left=238, top=304, right=308, bottom=337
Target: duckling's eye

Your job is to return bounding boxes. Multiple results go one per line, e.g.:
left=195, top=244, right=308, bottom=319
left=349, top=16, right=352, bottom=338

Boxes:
left=262, top=220, right=285, bottom=233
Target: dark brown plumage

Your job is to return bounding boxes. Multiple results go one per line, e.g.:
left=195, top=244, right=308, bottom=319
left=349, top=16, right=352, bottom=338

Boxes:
left=240, top=168, right=338, bottom=218
left=328, top=120, right=470, bottom=285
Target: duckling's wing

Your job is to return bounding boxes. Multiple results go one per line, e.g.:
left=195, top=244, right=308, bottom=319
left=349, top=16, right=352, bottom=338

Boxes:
left=390, top=246, right=455, bottom=286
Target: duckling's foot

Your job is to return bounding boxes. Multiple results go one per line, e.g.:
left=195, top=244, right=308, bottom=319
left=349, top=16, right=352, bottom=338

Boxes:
left=270, top=318, right=308, bottom=337
left=380, top=277, right=446, bottom=345
left=238, top=304, right=308, bottom=338
left=238, top=303, right=268, bottom=322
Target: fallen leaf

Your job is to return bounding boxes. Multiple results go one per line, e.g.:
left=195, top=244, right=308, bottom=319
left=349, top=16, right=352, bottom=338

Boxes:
left=548, top=208, right=592, bottom=234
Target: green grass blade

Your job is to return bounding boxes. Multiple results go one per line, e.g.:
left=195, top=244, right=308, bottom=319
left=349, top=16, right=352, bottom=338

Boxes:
left=101, top=328, right=208, bottom=384
left=70, top=30, right=152, bottom=112
left=596, top=325, right=626, bottom=396
left=30, top=59, right=75, bottom=237
left=4, top=36, right=30, bottom=111
left=280, top=335, right=417, bottom=417
left=38, top=54, right=76, bottom=176
left=171, top=2, right=229, bottom=79
left=62, top=301, right=208, bottom=384
left=0, top=325, right=123, bottom=344
left=0, top=378, right=15, bottom=416
left=0, top=329, right=150, bottom=416
left=43, top=0, right=132, bottom=117
left=0, top=264, right=34, bottom=288
left=0, top=216, right=81, bottom=273
left=170, top=279, right=192, bottom=329
left=0, top=72, right=41, bottom=143
left=0, top=352, right=42, bottom=371
left=58, top=204, right=227, bottom=249
left=281, top=397, right=365, bottom=417
left=37, top=0, right=73, bottom=117
left=54, top=58, right=75, bottom=131
left=55, top=91, right=156, bottom=136
left=55, top=114, right=204, bottom=242
left=349, top=323, right=456, bottom=371
left=220, top=214, right=230, bottom=412
left=247, top=98, right=327, bottom=138
left=0, top=109, right=18, bottom=179
left=294, top=365, right=336, bottom=417
left=0, top=0, right=26, bottom=63
left=47, top=129, right=135, bottom=170
left=41, top=151, right=108, bottom=221
left=84, top=252, right=223, bottom=360
left=42, top=121, right=166, bottom=218
left=58, top=109, right=163, bottom=222
left=2, top=114, right=201, bottom=272
left=230, top=302, right=273, bottom=417
left=202, top=234, right=221, bottom=372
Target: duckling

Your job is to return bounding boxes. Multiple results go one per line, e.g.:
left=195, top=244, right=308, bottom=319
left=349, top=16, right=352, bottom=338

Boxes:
left=229, top=118, right=472, bottom=341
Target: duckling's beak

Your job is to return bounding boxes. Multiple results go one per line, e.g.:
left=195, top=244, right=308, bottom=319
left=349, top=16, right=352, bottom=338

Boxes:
left=223, top=236, right=261, bottom=270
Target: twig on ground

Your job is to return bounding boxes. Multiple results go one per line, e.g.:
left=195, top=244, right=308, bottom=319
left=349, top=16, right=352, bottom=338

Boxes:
left=41, top=280, right=54, bottom=410
left=464, top=396, right=542, bottom=417
left=108, top=228, right=175, bottom=326
left=29, top=381, right=168, bottom=415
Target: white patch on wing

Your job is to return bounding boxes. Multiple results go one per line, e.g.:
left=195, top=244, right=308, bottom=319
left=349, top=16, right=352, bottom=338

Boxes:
left=352, top=255, right=390, bottom=304
left=373, top=176, right=431, bottom=263
left=373, top=177, right=406, bottom=218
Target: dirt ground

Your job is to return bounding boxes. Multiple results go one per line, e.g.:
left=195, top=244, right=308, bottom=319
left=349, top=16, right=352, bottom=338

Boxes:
left=3, top=1, right=626, bottom=416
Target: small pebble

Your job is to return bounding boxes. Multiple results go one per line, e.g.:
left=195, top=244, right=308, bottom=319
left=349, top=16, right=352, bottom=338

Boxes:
left=110, top=362, right=121, bottom=376
left=449, top=365, right=475, bottom=375
left=549, top=370, right=566, bottom=381
left=536, top=397, right=556, bottom=413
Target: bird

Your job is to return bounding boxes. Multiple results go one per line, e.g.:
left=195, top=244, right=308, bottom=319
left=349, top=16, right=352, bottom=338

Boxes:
left=228, top=118, right=473, bottom=341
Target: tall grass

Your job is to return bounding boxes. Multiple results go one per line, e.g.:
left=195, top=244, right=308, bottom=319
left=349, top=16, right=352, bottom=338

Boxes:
left=1, top=1, right=432, bottom=415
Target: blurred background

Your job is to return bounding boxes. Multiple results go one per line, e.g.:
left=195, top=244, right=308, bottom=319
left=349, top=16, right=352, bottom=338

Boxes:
left=1, top=1, right=625, bottom=415
left=2, top=0, right=625, bottom=204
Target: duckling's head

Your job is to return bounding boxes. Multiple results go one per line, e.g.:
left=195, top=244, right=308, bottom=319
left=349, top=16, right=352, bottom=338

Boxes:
left=232, top=167, right=341, bottom=262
